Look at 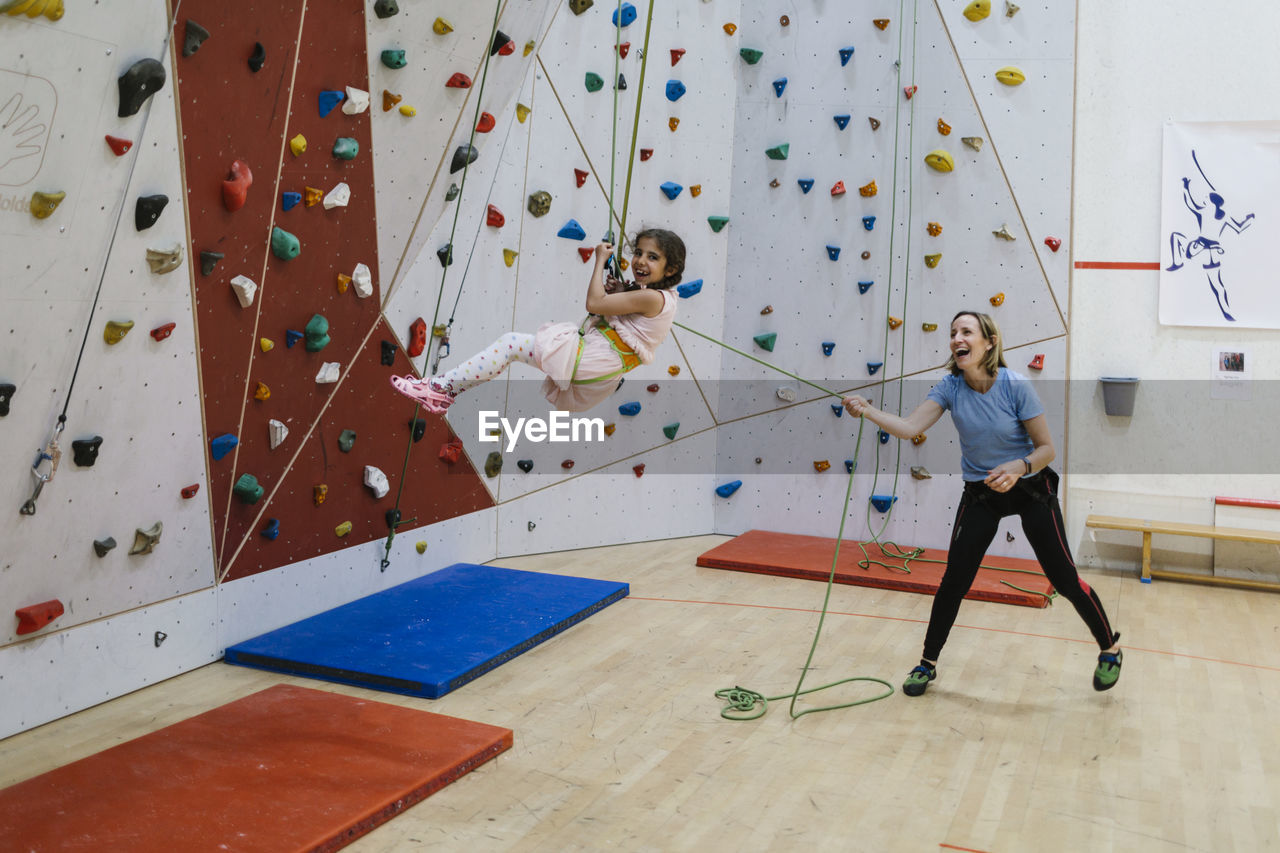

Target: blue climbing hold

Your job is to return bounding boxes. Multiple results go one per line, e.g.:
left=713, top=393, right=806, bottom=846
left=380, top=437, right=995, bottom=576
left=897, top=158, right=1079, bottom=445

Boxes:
left=281, top=191, right=301, bottom=211
left=286, top=329, right=304, bottom=348
left=862, top=215, right=876, bottom=231
left=821, top=341, right=835, bottom=356
left=797, top=178, right=814, bottom=193
left=845, top=460, right=855, bottom=474
left=619, top=401, right=641, bottom=416
left=660, top=181, right=683, bottom=200
left=870, top=494, right=898, bottom=513
left=878, top=429, right=890, bottom=445
left=831, top=403, right=843, bottom=416
left=772, top=77, right=787, bottom=97
left=858, top=280, right=874, bottom=294
left=318, top=89, right=344, bottom=117
left=833, top=114, right=851, bottom=130
left=715, top=480, right=742, bottom=498
left=867, top=361, right=883, bottom=375
left=826, top=245, right=841, bottom=261
left=665, top=79, right=686, bottom=101
left=612, top=2, right=637, bottom=26
left=677, top=278, right=702, bottom=298
left=260, top=518, right=280, bottom=540
left=839, top=46, right=855, bottom=66
left=210, top=433, right=238, bottom=461
left=557, top=219, right=586, bottom=240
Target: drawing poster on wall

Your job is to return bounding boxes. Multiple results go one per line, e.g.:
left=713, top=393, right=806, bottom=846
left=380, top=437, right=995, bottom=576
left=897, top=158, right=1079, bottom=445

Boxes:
left=1159, top=121, right=1280, bottom=329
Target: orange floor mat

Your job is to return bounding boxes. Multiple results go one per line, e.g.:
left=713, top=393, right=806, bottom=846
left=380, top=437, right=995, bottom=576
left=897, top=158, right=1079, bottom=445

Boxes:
left=0, top=684, right=512, bottom=852
left=698, top=529, right=1054, bottom=608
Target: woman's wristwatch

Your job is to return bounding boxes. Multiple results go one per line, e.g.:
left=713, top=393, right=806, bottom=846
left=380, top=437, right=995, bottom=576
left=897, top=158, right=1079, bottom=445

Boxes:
left=1023, top=458, right=1033, bottom=475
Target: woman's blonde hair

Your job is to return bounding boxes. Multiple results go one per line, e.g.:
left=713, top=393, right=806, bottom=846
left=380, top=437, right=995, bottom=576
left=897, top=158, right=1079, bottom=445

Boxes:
left=944, top=310, right=1006, bottom=376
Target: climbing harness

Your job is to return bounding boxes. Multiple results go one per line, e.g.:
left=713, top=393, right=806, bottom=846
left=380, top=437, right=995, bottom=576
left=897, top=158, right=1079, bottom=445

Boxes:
left=570, top=317, right=641, bottom=385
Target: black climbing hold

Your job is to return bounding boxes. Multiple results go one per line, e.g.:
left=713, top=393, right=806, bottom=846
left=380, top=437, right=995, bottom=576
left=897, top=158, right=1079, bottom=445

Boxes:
left=616, top=73, right=627, bottom=91
left=183, top=20, right=210, bottom=57
left=71, top=436, right=104, bottom=467
left=409, top=417, right=426, bottom=442
left=118, top=58, right=167, bottom=118
left=380, top=340, right=397, bottom=366
left=516, top=459, right=534, bottom=473
left=450, top=143, right=478, bottom=174
left=154, top=631, right=167, bottom=647
left=248, top=42, right=266, bottom=72
left=437, top=243, right=453, bottom=267
left=200, top=251, right=224, bottom=276
left=93, top=537, right=117, bottom=557
left=135, top=194, right=169, bottom=231
left=484, top=451, right=502, bottom=478
left=491, top=29, right=512, bottom=56
left=374, top=0, right=399, bottom=18
left=385, top=508, right=402, bottom=529
left=0, top=383, right=14, bottom=416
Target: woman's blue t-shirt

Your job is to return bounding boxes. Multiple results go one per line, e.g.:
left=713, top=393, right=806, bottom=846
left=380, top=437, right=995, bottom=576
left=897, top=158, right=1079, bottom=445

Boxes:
left=926, top=368, right=1044, bottom=481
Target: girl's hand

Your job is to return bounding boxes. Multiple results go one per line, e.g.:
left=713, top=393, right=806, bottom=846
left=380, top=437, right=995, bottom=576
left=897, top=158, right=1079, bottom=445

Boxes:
left=594, top=242, right=614, bottom=264
left=984, top=461, right=1024, bottom=493
left=842, top=395, right=872, bottom=417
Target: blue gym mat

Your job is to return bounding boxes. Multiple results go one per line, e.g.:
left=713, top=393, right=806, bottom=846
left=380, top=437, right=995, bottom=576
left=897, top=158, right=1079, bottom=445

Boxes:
left=224, top=563, right=629, bottom=698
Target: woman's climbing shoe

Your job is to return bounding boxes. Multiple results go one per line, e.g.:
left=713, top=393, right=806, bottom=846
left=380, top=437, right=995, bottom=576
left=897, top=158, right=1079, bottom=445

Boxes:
left=1093, top=649, right=1122, bottom=691
left=902, top=663, right=936, bottom=697
left=389, top=375, right=454, bottom=412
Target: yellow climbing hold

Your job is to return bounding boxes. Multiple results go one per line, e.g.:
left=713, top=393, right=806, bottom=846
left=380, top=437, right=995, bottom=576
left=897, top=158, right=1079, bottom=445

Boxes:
left=922, top=322, right=938, bottom=332
left=29, top=191, right=65, bottom=219
left=432, top=16, right=453, bottom=34
left=963, top=0, right=991, bottom=21
left=503, top=248, right=518, bottom=267
left=304, top=187, right=323, bottom=207
left=668, top=117, right=680, bottom=132
left=924, top=253, right=942, bottom=268
left=887, top=316, right=903, bottom=330
left=260, top=337, right=274, bottom=352
left=398, top=104, right=416, bottom=117
left=104, top=320, right=134, bottom=345
left=995, top=66, right=1026, bottom=85
left=813, top=460, right=831, bottom=473
left=289, top=134, right=306, bottom=156
left=859, top=180, right=877, bottom=197
left=723, top=22, right=737, bottom=35
left=254, top=382, right=270, bottom=401
left=3, top=0, right=64, bottom=20
left=337, top=273, right=351, bottom=293
left=416, top=541, right=428, bottom=554
left=603, top=423, right=617, bottom=436
left=689, top=184, right=702, bottom=197
left=516, top=103, right=531, bottom=123
left=335, top=520, right=352, bottom=537
left=924, top=150, right=954, bottom=172
left=523, top=40, right=536, bottom=57
left=990, top=292, right=1005, bottom=306
left=668, top=365, right=680, bottom=376
left=926, top=221, right=942, bottom=236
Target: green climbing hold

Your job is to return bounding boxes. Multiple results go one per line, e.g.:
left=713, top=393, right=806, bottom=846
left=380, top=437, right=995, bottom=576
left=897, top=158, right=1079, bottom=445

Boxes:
left=484, top=451, right=502, bottom=478
left=338, top=429, right=356, bottom=452
left=740, top=48, right=764, bottom=65
left=662, top=423, right=680, bottom=440
left=445, top=183, right=460, bottom=201
left=765, top=144, right=789, bottom=161
left=304, top=314, right=330, bottom=352
left=233, top=473, right=264, bottom=505
left=708, top=215, right=729, bottom=233
left=381, top=49, right=407, bottom=69
left=271, top=226, right=300, bottom=261
left=754, top=333, right=777, bottom=352
left=584, top=72, right=604, bottom=92
left=332, top=137, right=359, bottom=160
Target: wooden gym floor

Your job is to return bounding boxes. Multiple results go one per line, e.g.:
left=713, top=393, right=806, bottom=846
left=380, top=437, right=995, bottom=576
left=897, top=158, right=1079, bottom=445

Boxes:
left=2, top=535, right=1277, bottom=852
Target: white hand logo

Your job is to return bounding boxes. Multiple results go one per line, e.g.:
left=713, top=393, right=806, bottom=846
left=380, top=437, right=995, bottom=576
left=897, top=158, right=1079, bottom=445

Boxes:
left=0, top=92, right=46, bottom=175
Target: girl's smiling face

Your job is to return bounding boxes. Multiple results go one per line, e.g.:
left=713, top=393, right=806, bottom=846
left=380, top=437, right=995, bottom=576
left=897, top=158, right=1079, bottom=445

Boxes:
left=630, top=236, right=669, bottom=287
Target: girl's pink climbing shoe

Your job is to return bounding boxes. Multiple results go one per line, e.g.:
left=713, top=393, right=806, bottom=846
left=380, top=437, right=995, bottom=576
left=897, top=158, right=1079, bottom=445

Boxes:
left=389, top=375, right=454, bottom=413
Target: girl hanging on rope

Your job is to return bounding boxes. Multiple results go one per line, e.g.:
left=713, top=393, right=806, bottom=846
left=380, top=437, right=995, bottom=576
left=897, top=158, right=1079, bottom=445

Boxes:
left=391, top=228, right=686, bottom=414
left=842, top=311, right=1123, bottom=697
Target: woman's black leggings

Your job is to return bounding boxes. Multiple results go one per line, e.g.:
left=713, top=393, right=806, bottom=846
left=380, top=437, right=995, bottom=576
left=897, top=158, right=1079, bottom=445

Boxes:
left=922, top=469, right=1117, bottom=662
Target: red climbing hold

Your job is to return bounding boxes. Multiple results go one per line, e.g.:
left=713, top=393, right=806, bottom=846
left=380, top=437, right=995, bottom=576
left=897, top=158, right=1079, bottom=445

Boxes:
left=182, top=483, right=200, bottom=499
left=438, top=437, right=464, bottom=464
left=222, top=159, right=253, bottom=212
left=831, top=180, right=846, bottom=196
left=670, top=48, right=685, bottom=66
left=446, top=72, right=473, bottom=89
left=105, top=135, right=133, bottom=156
left=407, top=317, right=427, bottom=357
left=476, top=112, right=495, bottom=133
left=1044, top=236, right=1062, bottom=252
left=486, top=204, right=505, bottom=227
left=577, top=247, right=594, bottom=263
left=617, top=42, right=630, bottom=58
left=633, top=463, right=645, bottom=477
left=561, top=459, right=575, bottom=470
left=150, top=322, right=176, bottom=342
left=640, top=148, right=654, bottom=161
left=903, top=85, right=917, bottom=99
left=1028, top=353, right=1045, bottom=370
left=574, top=168, right=589, bottom=187
left=497, top=38, right=515, bottom=56
left=15, top=599, right=64, bottom=635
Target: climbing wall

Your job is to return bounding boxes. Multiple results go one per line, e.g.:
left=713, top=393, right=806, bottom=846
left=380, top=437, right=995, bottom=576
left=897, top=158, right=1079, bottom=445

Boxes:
left=710, top=1, right=1073, bottom=556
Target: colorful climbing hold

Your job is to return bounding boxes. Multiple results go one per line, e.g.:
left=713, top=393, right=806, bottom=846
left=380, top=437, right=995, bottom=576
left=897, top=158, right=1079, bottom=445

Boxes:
left=927, top=221, right=943, bottom=236
left=150, top=322, right=176, bottom=342
left=332, top=137, right=359, bottom=160
left=659, top=181, right=682, bottom=200
left=557, top=219, right=586, bottom=240
left=304, top=314, right=330, bottom=352
left=925, top=150, right=955, bottom=172
left=584, top=72, right=604, bottom=92
left=831, top=180, right=846, bottom=196
left=254, top=382, right=270, bottom=401
left=826, top=245, right=841, bottom=261
left=924, top=253, right=941, bottom=268
left=407, top=318, right=427, bottom=357
left=476, top=112, right=495, bottom=133
left=833, top=114, right=850, bottom=130
left=381, top=50, right=407, bottom=69
left=619, top=401, right=641, bottom=416
left=15, top=599, right=64, bottom=635
left=753, top=333, right=777, bottom=352
left=492, top=30, right=514, bottom=55
left=772, top=78, right=787, bottom=97
left=382, top=91, right=402, bottom=111
left=282, top=191, right=301, bottom=211
left=867, top=361, right=883, bottom=375
left=870, top=494, right=898, bottom=512
left=612, top=2, right=637, bottom=26
left=105, top=135, right=133, bottom=156
left=670, top=48, right=685, bottom=65
left=335, top=521, right=352, bottom=538
left=304, top=187, right=323, bottom=206
left=878, top=430, right=891, bottom=444
left=233, top=474, right=264, bottom=505
left=858, top=281, right=873, bottom=294
left=887, top=316, right=903, bottom=329
left=922, top=322, right=938, bottom=332
left=527, top=190, right=552, bottom=217
left=318, top=89, right=344, bottom=116
left=814, top=460, right=831, bottom=473
left=29, top=191, right=65, bottom=220
left=104, top=320, right=134, bottom=345
left=963, top=0, right=991, bottom=21
left=640, top=149, right=653, bottom=161
left=797, top=178, right=814, bottom=193
left=285, top=329, right=303, bottom=348
left=707, top=216, right=729, bottom=233
left=765, top=144, right=789, bottom=160
left=1044, top=236, right=1062, bottom=252
left=911, top=466, right=932, bottom=480
left=271, top=227, right=300, bottom=261
left=989, top=292, right=1005, bottom=306
left=996, top=66, right=1026, bottom=85
left=222, top=159, right=253, bottom=211
left=822, top=341, right=836, bottom=356
left=859, top=180, right=877, bottom=197
left=839, top=46, right=855, bottom=66
left=338, top=429, right=357, bottom=453
left=503, top=249, right=519, bottom=267
left=677, top=278, right=703, bottom=298
left=993, top=223, right=1016, bottom=241
left=432, top=16, right=453, bottom=35
left=873, top=18, right=890, bottom=30
left=739, top=47, right=763, bottom=65
left=666, top=80, right=686, bottom=101
left=516, top=103, right=531, bottom=122
left=1028, top=353, right=1045, bottom=370
left=862, top=215, right=876, bottom=230
left=662, top=423, right=680, bottom=440
left=937, top=118, right=952, bottom=135
left=903, top=85, right=917, bottom=99
left=445, top=72, right=472, bottom=89
left=668, top=117, right=680, bottom=132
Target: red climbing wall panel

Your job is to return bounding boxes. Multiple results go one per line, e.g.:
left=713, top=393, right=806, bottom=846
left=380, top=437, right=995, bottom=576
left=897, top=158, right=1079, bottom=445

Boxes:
left=175, top=0, right=493, bottom=580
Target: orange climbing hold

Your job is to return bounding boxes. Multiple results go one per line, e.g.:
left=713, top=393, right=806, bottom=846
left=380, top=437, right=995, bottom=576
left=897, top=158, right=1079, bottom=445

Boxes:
left=888, top=316, right=903, bottom=329
left=105, top=135, right=133, bottom=156
left=873, top=18, right=890, bottom=30
left=1028, top=353, right=1045, bottom=370
left=723, top=23, right=737, bottom=35
left=903, top=85, right=917, bottom=99
left=15, top=599, right=64, bottom=635
left=859, top=180, right=877, bottom=197
left=439, top=438, right=464, bottom=464
left=813, top=460, right=831, bottom=473
left=337, top=273, right=351, bottom=293
left=221, top=160, right=253, bottom=211
left=407, top=317, right=427, bottom=357
left=937, top=118, right=951, bottom=135
left=668, top=117, right=680, bottom=132
left=830, top=180, right=846, bottom=196
left=689, top=184, right=702, bottom=197
left=475, top=112, right=495, bottom=133
left=445, top=72, right=472, bottom=89
left=911, top=433, right=927, bottom=445
left=304, top=187, right=323, bottom=207
left=990, top=292, right=1005, bottom=306
left=382, top=90, right=402, bottom=111
left=577, top=247, right=594, bottom=263
left=927, top=221, right=942, bottom=236
left=486, top=205, right=505, bottom=227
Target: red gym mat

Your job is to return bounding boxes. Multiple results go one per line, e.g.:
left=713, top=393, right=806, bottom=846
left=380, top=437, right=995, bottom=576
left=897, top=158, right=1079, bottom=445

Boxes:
left=698, top=529, right=1054, bottom=608
left=0, top=684, right=512, bottom=852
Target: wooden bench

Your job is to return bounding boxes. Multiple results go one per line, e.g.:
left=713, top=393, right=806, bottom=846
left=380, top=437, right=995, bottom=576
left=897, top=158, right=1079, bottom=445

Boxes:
left=1085, top=514, right=1280, bottom=592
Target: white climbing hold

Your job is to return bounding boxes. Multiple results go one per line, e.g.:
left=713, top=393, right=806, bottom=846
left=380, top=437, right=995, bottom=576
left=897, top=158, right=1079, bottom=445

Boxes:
left=351, top=262, right=373, bottom=298
left=316, top=362, right=340, bottom=383
left=364, top=465, right=389, bottom=499
left=268, top=418, right=288, bottom=449
left=230, top=275, right=257, bottom=307
left=342, top=86, right=370, bottom=115
left=324, top=182, right=351, bottom=209
left=776, top=387, right=796, bottom=402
